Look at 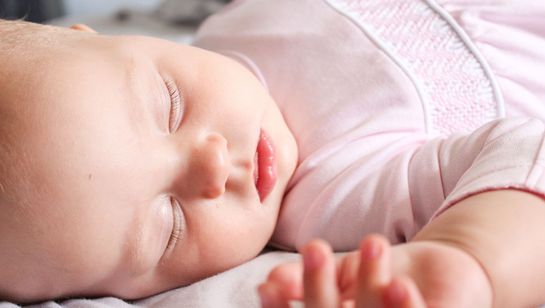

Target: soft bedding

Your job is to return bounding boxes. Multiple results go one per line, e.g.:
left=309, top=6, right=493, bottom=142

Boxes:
left=0, top=251, right=300, bottom=308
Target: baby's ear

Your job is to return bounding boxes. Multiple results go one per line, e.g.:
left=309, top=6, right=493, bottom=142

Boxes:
left=69, top=24, right=97, bottom=33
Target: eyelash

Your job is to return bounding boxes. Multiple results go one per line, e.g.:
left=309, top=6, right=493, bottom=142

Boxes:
left=166, top=197, right=182, bottom=253
left=164, top=79, right=183, bottom=133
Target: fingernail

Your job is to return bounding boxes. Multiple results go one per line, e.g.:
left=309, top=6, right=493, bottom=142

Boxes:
left=303, top=245, right=324, bottom=270
left=385, top=279, right=407, bottom=305
left=361, top=239, right=382, bottom=260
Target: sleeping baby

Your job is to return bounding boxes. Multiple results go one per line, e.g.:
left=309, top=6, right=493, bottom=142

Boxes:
left=2, top=0, right=545, bottom=306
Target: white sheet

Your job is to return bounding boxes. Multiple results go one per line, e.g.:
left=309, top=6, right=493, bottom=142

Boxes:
left=0, top=251, right=299, bottom=308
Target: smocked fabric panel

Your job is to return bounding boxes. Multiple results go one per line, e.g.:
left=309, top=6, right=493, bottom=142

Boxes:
left=325, top=0, right=503, bottom=136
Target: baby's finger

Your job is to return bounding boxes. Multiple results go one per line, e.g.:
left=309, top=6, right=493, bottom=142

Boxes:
left=302, top=240, right=339, bottom=308
left=355, top=235, right=391, bottom=307
left=258, top=282, right=290, bottom=308
left=266, top=262, right=304, bottom=300
left=382, top=277, right=426, bottom=308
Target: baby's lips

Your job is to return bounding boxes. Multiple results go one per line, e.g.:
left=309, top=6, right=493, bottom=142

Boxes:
left=256, top=129, right=277, bottom=202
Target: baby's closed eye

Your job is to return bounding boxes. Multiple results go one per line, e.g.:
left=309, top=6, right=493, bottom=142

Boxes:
left=162, top=77, right=184, bottom=133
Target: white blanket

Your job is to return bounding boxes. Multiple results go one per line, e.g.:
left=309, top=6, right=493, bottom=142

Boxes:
left=1, top=251, right=299, bottom=308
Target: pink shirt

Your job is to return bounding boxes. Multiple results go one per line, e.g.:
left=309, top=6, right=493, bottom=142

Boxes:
left=194, top=0, right=545, bottom=251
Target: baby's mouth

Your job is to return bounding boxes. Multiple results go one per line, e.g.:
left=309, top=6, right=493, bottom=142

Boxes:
left=254, top=129, right=277, bottom=202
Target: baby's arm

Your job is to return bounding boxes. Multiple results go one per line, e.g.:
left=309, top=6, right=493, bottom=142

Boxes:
left=260, top=190, right=545, bottom=307
left=414, top=188, right=545, bottom=307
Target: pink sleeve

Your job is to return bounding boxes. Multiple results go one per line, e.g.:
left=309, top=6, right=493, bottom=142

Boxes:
left=411, top=117, right=545, bottom=223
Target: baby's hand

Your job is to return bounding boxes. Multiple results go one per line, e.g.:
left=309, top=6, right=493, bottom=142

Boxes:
left=258, top=235, right=426, bottom=308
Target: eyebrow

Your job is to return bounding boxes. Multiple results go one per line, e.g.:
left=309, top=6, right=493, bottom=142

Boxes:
left=123, top=57, right=144, bottom=134
left=123, top=56, right=166, bottom=135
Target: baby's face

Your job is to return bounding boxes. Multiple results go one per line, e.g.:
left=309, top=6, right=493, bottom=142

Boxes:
left=0, top=25, right=297, bottom=301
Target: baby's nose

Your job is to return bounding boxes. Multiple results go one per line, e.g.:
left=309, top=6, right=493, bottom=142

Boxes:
left=192, top=132, right=230, bottom=199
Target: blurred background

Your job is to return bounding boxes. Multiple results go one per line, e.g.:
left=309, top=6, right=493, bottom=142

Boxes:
left=0, top=0, right=229, bottom=41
